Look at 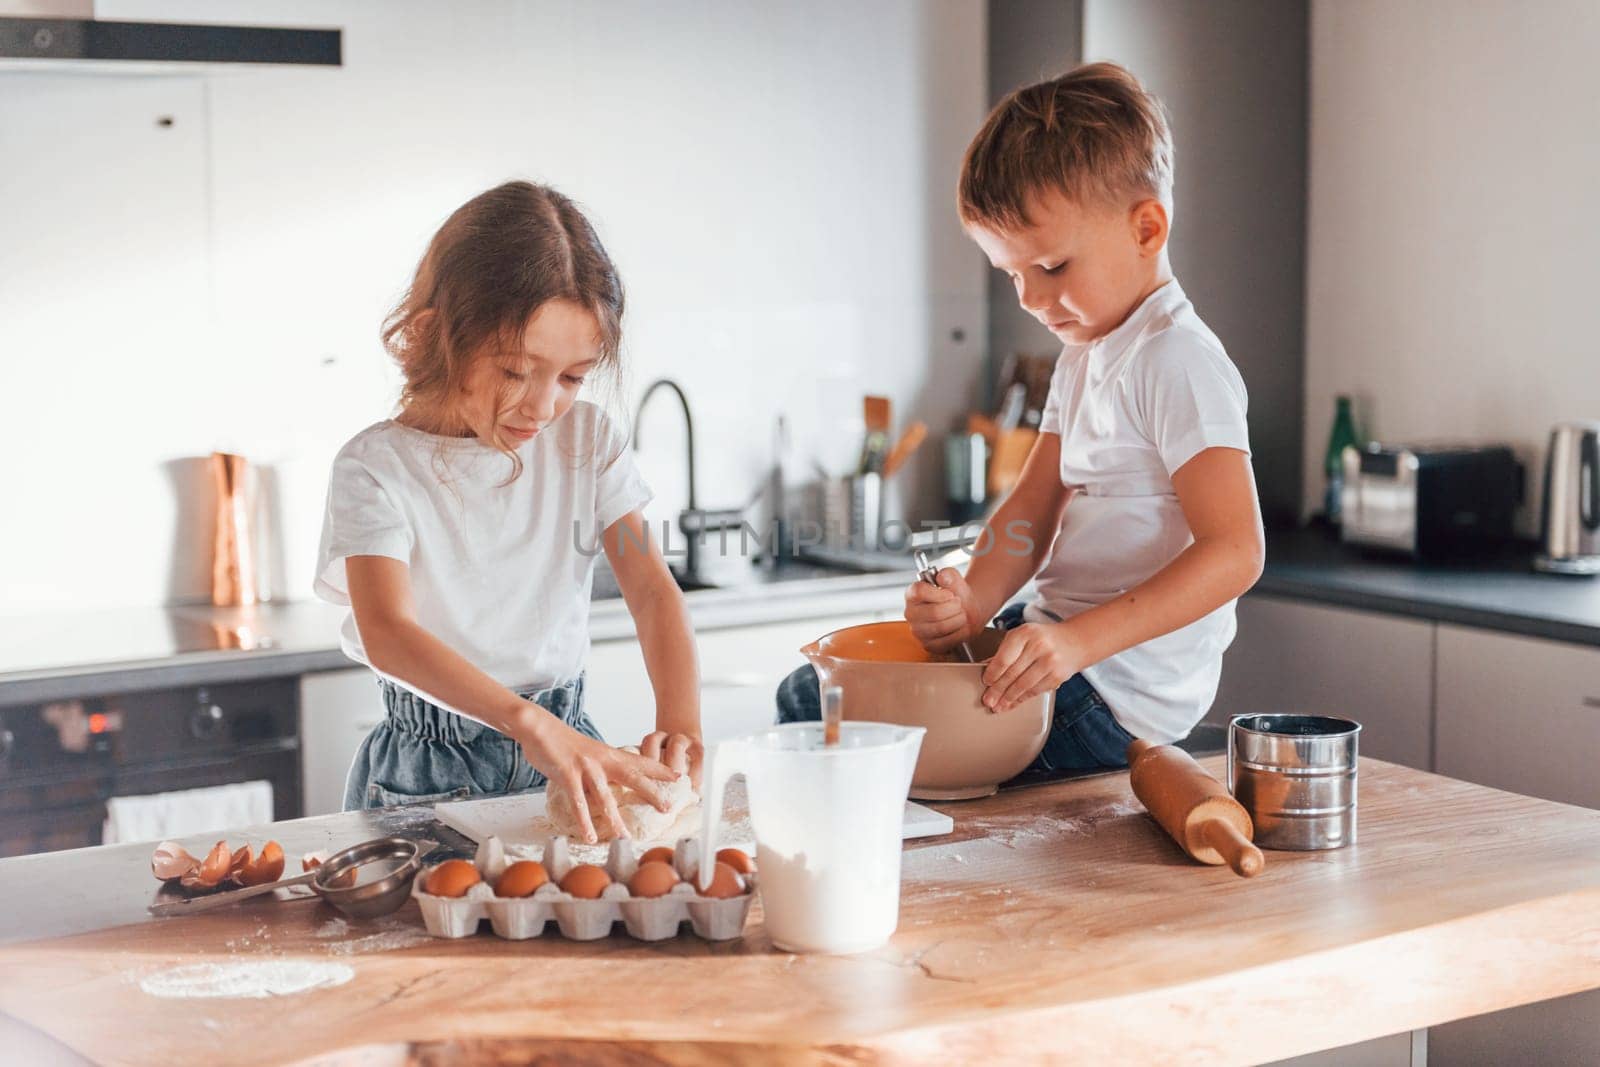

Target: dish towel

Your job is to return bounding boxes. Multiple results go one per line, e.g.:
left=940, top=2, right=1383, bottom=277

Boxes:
left=102, top=780, right=274, bottom=845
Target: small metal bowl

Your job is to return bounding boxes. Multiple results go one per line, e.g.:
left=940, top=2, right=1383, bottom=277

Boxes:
left=314, top=837, right=431, bottom=918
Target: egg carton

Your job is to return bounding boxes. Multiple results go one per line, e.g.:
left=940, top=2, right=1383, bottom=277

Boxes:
left=411, top=834, right=756, bottom=942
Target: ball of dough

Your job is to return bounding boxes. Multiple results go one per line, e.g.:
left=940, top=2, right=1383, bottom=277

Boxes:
left=545, top=746, right=699, bottom=843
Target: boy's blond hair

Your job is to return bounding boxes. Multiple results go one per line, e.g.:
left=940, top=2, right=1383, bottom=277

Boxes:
left=958, top=61, right=1174, bottom=230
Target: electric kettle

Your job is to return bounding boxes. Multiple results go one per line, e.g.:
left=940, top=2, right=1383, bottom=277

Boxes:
left=1535, top=421, right=1600, bottom=575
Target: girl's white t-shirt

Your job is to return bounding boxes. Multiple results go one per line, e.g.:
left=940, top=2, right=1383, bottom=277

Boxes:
left=314, top=401, right=651, bottom=696
left=1021, top=279, right=1252, bottom=743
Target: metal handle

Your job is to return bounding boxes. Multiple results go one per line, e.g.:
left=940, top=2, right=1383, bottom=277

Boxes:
left=0, top=724, right=13, bottom=769
left=190, top=702, right=225, bottom=740
left=1581, top=431, right=1599, bottom=531
left=149, top=870, right=317, bottom=917
left=912, top=548, right=975, bottom=663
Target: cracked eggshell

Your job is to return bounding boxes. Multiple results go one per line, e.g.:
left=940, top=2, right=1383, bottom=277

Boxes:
left=179, top=841, right=234, bottom=891
left=237, top=841, right=285, bottom=886
left=151, top=842, right=198, bottom=882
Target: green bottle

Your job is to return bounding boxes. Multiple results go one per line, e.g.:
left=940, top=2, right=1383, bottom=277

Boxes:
left=1324, top=395, right=1360, bottom=525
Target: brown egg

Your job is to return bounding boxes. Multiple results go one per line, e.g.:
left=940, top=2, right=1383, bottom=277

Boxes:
left=494, top=860, right=550, bottom=898
left=560, top=864, right=612, bottom=899
left=715, top=848, right=755, bottom=875
left=627, top=861, right=681, bottom=898
left=699, top=861, right=748, bottom=899
left=424, top=859, right=481, bottom=898
left=639, top=846, right=675, bottom=866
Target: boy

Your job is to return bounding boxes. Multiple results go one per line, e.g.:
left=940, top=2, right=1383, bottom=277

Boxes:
left=777, top=62, right=1264, bottom=770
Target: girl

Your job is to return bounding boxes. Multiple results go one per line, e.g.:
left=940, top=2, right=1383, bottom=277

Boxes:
left=315, top=181, right=701, bottom=843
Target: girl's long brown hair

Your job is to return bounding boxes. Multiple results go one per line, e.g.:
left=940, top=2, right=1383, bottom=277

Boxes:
left=382, top=181, right=625, bottom=480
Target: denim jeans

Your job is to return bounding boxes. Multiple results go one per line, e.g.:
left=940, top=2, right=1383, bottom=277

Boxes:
left=342, top=675, right=602, bottom=811
left=774, top=603, right=1137, bottom=774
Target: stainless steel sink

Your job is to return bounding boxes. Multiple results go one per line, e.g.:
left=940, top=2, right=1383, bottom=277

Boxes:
left=670, top=569, right=719, bottom=593
left=590, top=561, right=718, bottom=601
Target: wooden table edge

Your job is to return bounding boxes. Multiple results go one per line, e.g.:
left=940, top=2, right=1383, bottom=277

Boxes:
left=273, top=883, right=1600, bottom=1067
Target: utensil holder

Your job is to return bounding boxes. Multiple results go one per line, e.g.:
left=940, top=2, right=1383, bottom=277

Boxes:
left=821, top=473, right=883, bottom=551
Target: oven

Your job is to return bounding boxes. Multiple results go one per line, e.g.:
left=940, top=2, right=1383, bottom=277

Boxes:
left=0, top=678, right=301, bottom=857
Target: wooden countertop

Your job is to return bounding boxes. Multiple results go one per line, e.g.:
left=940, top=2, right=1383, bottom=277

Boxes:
left=1, top=758, right=1597, bottom=1066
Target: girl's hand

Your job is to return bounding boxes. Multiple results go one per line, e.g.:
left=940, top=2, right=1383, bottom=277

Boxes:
left=518, top=713, right=678, bottom=844
left=640, top=730, right=704, bottom=789
left=981, top=621, right=1089, bottom=713
left=905, top=568, right=984, bottom=653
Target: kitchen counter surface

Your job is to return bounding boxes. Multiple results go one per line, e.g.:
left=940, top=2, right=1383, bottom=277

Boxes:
left=6, top=525, right=1598, bottom=706
left=1, top=758, right=1596, bottom=1065
left=1256, top=525, right=1600, bottom=646
left=0, top=562, right=910, bottom=706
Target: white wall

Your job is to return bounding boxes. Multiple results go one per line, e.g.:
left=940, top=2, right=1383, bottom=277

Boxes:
left=1305, top=0, right=1600, bottom=528
left=0, top=0, right=987, bottom=618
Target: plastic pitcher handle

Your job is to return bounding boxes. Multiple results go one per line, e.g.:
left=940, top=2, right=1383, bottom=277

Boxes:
left=697, top=738, right=747, bottom=891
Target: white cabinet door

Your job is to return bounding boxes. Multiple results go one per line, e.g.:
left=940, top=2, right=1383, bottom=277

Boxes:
left=584, top=612, right=890, bottom=748
left=299, top=668, right=386, bottom=816
left=695, top=614, right=882, bottom=743
left=1435, top=625, right=1600, bottom=809
left=1211, top=595, right=1435, bottom=770
left=582, top=638, right=660, bottom=749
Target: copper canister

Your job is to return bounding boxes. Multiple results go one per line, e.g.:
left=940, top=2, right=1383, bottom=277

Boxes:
left=210, top=451, right=259, bottom=607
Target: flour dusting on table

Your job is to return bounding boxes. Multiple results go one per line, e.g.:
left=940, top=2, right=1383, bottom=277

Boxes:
left=138, top=960, right=354, bottom=999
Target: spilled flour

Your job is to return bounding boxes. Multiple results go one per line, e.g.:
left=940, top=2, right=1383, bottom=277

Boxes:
left=963, top=800, right=1144, bottom=850
left=313, top=914, right=433, bottom=956
left=139, top=961, right=354, bottom=999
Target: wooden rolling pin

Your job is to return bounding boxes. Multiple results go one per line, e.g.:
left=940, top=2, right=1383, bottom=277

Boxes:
left=1127, top=738, right=1264, bottom=878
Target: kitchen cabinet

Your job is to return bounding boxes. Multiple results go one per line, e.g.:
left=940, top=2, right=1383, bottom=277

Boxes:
left=1435, top=625, right=1600, bottom=809
left=1431, top=627, right=1600, bottom=1067
left=1268, top=1032, right=1416, bottom=1067
left=1211, top=596, right=1435, bottom=770
left=1, top=679, right=301, bottom=856
left=299, top=668, right=385, bottom=816
left=585, top=612, right=892, bottom=747
left=1218, top=607, right=1600, bottom=1065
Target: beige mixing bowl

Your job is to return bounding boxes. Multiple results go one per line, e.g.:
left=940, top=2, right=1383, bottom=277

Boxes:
left=801, top=620, right=1052, bottom=800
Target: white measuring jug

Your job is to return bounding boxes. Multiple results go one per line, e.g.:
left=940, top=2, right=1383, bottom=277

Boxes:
left=699, top=721, right=925, bottom=954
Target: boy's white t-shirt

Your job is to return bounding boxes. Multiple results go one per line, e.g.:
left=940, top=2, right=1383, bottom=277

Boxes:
left=1021, top=279, right=1251, bottom=743
left=314, top=400, right=651, bottom=699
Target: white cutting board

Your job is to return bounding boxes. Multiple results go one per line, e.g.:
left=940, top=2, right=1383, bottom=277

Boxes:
left=433, top=783, right=952, bottom=862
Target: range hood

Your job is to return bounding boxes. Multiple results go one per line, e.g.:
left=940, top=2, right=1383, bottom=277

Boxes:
left=0, top=1, right=339, bottom=70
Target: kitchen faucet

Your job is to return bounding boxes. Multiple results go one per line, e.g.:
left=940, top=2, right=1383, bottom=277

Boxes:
left=633, top=378, right=702, bottom=581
